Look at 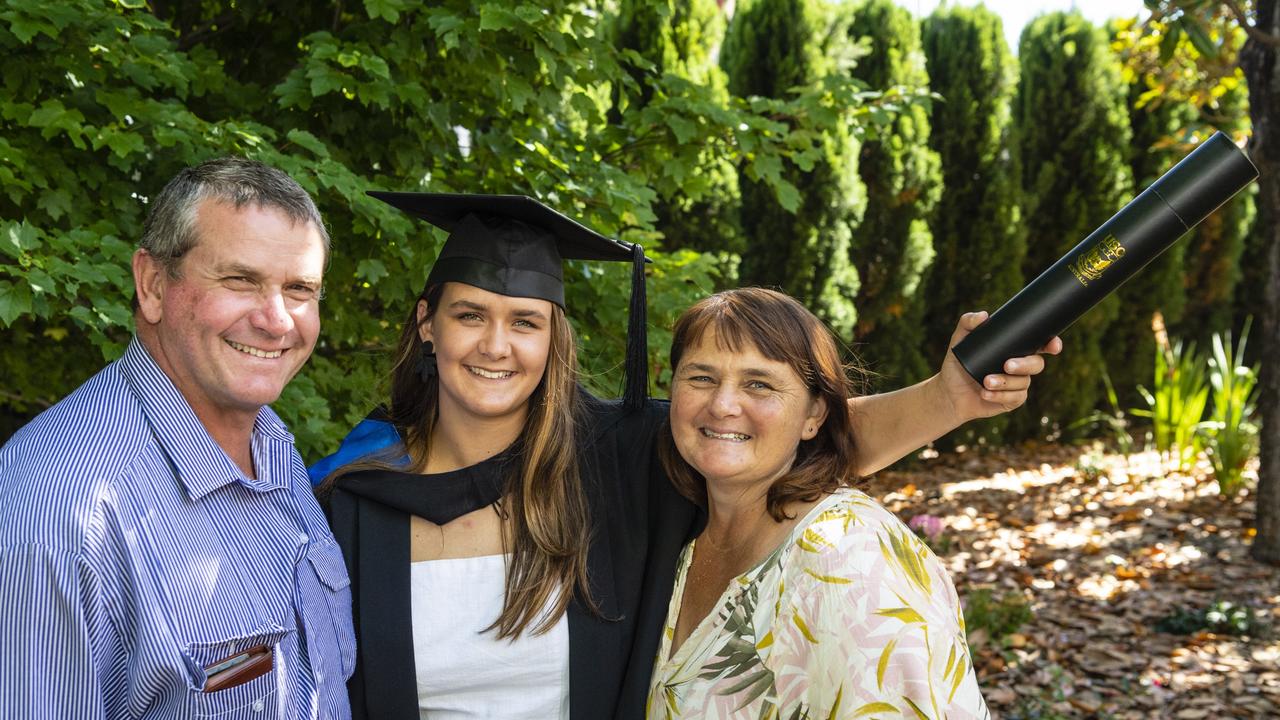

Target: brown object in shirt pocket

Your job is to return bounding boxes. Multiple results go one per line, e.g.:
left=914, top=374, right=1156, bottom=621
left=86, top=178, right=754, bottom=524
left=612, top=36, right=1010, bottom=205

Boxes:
left=203, top=644, right=272, bottom=692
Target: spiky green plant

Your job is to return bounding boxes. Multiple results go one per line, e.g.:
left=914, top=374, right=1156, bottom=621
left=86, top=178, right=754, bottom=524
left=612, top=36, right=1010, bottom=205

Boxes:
left=1200, top=320, right=1260, bottom=496
left=1134, top=339, right=1209, bottom=470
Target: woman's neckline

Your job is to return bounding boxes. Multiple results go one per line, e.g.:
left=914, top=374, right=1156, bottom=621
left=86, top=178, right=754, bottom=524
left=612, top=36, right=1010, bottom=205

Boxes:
left=411, top=552, right=508, bottom=567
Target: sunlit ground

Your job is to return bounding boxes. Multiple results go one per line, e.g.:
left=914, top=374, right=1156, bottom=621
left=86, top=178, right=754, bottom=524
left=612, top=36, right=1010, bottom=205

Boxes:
left=868, top=443, right=1280, bottom=719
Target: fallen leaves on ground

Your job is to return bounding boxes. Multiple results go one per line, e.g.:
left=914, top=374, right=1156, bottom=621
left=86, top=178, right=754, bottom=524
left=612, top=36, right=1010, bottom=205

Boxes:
left=865, top=443, right=1279, bottom=719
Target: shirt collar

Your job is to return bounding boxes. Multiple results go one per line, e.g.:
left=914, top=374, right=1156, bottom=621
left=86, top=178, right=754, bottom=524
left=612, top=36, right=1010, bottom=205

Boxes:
left=117, top=336, right=295, bottom=500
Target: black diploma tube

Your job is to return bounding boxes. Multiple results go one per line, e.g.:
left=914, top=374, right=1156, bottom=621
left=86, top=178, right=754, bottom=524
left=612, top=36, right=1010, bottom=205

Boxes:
left=952, top=131, right=1259, bottom=382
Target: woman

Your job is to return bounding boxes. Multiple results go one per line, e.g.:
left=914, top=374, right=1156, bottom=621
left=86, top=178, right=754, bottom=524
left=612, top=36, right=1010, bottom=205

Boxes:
left=316, top=192, right=1052, bottom=719
left=648, top=287, right=987, bottom=719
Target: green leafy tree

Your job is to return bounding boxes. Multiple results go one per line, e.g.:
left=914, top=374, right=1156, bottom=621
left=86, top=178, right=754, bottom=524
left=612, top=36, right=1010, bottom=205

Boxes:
left=1136, top=0, right=1280, bottom=565
left=1102, top=16, right=1198, bottom=408
left=921, top=3, right=1024, bottom=443
left=720, top=0, right=865, bottom=340
left=0, top=0, right=892, bottom=455
left=841, top=0, right=941, bottom=389
left=610, top=0, right=743, bottom=276
left=1106, top=16, right=1255, bottom=409
left=1010, top=10, right=1134, bottom=439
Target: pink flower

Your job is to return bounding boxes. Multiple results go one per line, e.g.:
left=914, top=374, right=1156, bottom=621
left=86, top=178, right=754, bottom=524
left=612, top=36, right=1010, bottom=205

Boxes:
left=908, top=514, right=944, bottom=541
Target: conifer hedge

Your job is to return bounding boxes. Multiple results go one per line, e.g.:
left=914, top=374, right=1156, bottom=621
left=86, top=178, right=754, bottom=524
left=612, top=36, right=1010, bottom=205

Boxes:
left=921, top=3, right=1024, bottom=442
left=842, top=0, right=941, bottom=388
left=1010, top=11, right=1134, bottom=438
left=720, top=0, right=864, bottom=340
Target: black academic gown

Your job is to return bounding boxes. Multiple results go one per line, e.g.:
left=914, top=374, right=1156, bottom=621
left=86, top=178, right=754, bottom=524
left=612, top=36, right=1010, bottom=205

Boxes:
left=326, top=392, right=699, bottom=720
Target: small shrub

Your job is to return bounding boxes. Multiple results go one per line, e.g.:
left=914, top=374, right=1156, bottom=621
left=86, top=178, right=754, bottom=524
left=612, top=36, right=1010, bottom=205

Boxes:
left=1155, top=599, right=1268, bottom=638
left=963, top=587, right=1033, bottom=646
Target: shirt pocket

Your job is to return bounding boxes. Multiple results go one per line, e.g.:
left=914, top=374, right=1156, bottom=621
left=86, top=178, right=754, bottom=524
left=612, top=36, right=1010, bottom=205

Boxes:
left=296, top=538, right=357, bottom=686
left=182, top=625, right=290, bottom=719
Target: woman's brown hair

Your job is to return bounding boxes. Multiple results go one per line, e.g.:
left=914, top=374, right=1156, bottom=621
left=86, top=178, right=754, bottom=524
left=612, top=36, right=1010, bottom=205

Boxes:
left=658, top=287, right=863, bottom=520
left=318, top=283, right=595, bottom=639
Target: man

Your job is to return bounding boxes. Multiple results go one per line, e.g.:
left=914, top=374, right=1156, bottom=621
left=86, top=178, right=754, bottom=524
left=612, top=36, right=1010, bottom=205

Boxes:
left=0, top=158, right=353, bottom=719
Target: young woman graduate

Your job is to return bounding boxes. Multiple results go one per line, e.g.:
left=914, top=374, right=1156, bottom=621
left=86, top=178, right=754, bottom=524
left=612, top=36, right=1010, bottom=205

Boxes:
left=312, top=192, right=1060, bottom=720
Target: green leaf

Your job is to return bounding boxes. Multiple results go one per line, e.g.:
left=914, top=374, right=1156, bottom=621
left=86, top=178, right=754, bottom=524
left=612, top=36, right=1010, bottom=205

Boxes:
left=336, top=51, right=362, bottom=69
left=478, top=6, right=519, bottom=32
left=26, top=268, right=55, bottom=295
left=360, top=54, right=391, bottom=80
left=666, top=115, right=697, bottom=144
left=356, top=259, right=388, bottom=284
left=0, top=281, right=33, bottom=326
left=28, top=100, right=79, bottom=130
left=5, top=13, right=53, bottom=43
left=503, top=76, right=534, bottom=111
left=100, top=128, right=145, bottom=159
left=514, top=5, right=543, bottom=23
left=772, top=179, right=800, bottom=214
left=309, top=67, right=344, bottom=98
left=3, top=221, right=39, bottom=259
left=287, top=129, right=331, bottom=158
left=364, top=0, right=404, bottom=23
left=426, top=12, right=466, bottom=47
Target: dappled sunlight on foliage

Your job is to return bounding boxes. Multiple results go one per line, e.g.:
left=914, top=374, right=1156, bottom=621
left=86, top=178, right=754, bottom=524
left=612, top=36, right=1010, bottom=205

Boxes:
left=0, top=0, right=907, bottom=456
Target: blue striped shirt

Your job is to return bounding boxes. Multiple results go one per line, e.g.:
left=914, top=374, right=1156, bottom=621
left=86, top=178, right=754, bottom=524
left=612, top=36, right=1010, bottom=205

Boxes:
left=0, top=337, right=354, bottom=719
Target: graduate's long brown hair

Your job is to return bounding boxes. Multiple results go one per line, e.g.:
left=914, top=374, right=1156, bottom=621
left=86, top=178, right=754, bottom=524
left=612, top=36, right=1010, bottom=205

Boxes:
left=320, top=283, right=596, bottom=638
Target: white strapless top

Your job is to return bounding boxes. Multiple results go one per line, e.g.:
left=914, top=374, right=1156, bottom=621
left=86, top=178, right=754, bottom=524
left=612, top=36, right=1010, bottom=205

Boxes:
left=411, top=554, right=570, bottom=719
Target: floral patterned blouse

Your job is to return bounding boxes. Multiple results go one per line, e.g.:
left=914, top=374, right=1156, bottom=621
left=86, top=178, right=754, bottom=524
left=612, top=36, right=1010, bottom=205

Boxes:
left=646, top=488, right=989, bottom=720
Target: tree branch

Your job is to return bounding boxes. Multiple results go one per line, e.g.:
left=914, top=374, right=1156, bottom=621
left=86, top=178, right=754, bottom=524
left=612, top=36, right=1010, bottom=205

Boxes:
left=176, top=11, right=240, bottom=51
left=0, top=389, right=54, bottom=410
left=1222, top=0, right=1280, bottom=47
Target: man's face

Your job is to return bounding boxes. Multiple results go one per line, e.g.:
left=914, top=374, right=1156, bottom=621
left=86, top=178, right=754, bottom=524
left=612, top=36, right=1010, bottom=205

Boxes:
left=135, top=198, right=325, bottom=427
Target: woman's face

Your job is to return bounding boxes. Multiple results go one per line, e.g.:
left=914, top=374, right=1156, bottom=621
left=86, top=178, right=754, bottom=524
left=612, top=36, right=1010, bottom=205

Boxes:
left=419, top=282, right=554, bottom=428
left=669, top=328, right=827, bottom=495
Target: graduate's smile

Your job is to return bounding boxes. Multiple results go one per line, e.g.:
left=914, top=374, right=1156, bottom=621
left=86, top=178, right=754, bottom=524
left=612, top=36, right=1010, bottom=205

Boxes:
left=465, top=365, right=516, bottom=380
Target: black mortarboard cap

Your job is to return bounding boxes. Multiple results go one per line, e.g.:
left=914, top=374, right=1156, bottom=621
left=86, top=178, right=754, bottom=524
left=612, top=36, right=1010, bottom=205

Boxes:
left=368, top=191, right=650, bottom=410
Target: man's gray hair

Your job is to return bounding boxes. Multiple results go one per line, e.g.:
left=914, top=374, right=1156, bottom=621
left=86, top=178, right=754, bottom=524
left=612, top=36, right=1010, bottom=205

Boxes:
left=140, top=157, right=330, bottom=277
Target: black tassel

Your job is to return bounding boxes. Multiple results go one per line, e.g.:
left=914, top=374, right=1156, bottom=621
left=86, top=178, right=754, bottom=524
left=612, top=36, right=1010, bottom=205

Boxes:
left=624, top=242, right=648, bottom=412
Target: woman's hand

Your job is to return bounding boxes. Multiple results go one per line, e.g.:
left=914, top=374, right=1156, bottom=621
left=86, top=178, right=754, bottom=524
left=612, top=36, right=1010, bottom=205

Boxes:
left=848, top=311, right=1063, bottom=476
left=937, top=311, right=1063, bottom=422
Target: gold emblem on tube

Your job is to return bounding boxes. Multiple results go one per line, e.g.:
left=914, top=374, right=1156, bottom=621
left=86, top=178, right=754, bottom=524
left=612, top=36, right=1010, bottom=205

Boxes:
left=1069, top=234, right=1125, bottom=287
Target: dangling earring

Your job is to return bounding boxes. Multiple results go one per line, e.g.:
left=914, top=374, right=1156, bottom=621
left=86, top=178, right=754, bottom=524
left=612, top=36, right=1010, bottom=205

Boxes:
left=415, top=340, right=437, bottom=382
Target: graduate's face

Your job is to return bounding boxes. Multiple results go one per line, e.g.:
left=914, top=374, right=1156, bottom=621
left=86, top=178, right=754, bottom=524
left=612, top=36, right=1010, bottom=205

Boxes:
left=133, top=199, right=325, bottom=427
left=669, top=329, right=827, bottom=494
left=420, top=282, right=554, bottom=428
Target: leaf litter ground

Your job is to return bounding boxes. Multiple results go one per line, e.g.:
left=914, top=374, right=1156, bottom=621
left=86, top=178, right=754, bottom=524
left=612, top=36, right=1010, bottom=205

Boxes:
left=864, top=443, right=1279, bottom=719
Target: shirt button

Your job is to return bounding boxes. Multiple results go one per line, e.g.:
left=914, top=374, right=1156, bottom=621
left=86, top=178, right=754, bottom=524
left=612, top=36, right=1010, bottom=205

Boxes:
left=298, top=533, right=309, bottom=544
left=316, top=671, right=325, bottom=683
left=253, top=699, right=265, bottom=712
